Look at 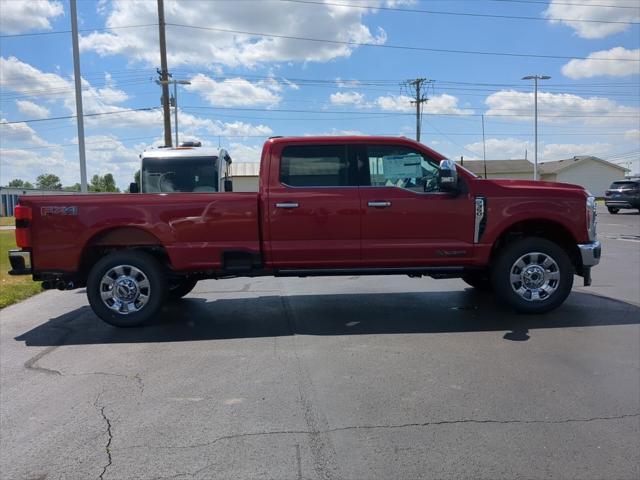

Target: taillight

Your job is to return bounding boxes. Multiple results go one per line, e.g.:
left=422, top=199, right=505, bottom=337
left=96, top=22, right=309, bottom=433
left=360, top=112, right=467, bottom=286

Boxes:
left=14, top=204, right=32, bottom=248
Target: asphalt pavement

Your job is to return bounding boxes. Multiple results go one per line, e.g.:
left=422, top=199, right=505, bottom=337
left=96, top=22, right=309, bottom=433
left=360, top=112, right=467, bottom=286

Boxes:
left=1, top=206, right=638, bottom=480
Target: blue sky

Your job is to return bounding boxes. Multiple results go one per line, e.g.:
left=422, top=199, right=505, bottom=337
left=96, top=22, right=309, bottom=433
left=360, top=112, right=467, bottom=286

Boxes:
left=1, top=0, right=639, bottom=189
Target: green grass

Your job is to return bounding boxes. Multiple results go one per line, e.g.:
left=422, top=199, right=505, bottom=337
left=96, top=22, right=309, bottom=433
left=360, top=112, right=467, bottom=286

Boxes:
left=0, top=230, right=42, bottom=309
left=0, top=217, right=15, bottom=227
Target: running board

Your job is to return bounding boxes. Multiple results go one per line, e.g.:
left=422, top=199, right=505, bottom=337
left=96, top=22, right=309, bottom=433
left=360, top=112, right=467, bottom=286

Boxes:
left=276, top=266, right=465, bottom=278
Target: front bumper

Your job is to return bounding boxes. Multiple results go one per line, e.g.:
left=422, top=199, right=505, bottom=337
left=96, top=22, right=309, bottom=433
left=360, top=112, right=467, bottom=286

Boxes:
left=605, top=200, right=635, bottom=208
left=578, top=241, right=601, bottom=267
left=577, top=241, right=601, bottom=287
left=8, top=249, right=32, bottom=275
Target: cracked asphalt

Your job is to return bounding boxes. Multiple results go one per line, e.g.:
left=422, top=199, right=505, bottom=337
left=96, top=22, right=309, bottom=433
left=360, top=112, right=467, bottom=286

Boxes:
left=1, top=207, right=639, bottom=480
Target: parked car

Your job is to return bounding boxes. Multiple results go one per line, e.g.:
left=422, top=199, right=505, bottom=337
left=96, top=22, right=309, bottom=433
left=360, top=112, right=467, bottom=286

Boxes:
left=604, top=180, right=640, bottom=214
left=9, top=136, right=600, bottom=326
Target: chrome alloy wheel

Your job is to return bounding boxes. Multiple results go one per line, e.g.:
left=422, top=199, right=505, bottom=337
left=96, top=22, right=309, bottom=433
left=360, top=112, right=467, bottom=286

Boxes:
left=509, top=252, right=560, bottom=302
left=99, top=265, right=151, bottom=314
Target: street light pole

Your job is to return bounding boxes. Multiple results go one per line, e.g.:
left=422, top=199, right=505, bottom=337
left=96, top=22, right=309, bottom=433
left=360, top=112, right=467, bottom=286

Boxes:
left=522, top=74, right=550, bottom=181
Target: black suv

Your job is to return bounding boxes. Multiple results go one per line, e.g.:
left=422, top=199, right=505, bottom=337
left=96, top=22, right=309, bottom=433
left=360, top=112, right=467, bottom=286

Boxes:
left=605, top=180, right=640, bottom=214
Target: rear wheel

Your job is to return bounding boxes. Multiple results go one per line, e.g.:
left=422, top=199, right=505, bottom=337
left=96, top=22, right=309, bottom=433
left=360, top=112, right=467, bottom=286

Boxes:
left=491, top=237, right=573, bottom=314
left=461, top=270, right=492, bottom=292
left=608, top=207, right=619, bottom=214
left=168, top=278, right=198, bottom=300
left=87, top=251, right=167, bottom=327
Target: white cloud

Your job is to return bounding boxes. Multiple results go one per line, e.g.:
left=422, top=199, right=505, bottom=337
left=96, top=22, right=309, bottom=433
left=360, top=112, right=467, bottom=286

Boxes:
left=79, top=0, right=386, bottom=68
left=562, top=47, right=640, bottom=79
left=229, top=143, right=262, bottom=163
left=542, top=142, right=612, bottom=159
left=463, top=137, right=613, bottom=161
left=624, top=129, right=640, bottom=140
left=186, top=74, right=282, bottom=108
left=330, top=91, right=367, bottom=107
left=0, top=148, right=67, bottom=185
left=15, top=100, right=51, bottom=119
left=424, top=94, right=473, bottom=115
left=0, top=56, right=70, bottom=101
left=544, top=0, right=640, bottom=39
left=0, top=0, right=63, bottom=34
left=375, top=93, right=471, bottom=115
left=375, top=94, right=413, bottom=112
left=465, top=138, right=533, bottom=160
left=484, top=90, right=639, bottom=125
left=0, top=118, right=48, bottom=146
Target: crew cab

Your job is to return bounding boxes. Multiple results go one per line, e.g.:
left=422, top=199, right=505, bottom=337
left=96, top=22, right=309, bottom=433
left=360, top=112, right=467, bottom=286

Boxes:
left=8, top=136, right=601, bottom=327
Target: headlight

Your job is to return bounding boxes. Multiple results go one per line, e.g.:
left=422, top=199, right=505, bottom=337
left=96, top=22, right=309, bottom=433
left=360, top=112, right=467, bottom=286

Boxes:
left=586, top=196, right=597, bottom=241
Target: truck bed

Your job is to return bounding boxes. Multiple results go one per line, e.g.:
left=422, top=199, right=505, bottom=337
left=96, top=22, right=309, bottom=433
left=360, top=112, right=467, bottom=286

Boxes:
left=19, top=193, right=260, bottom=273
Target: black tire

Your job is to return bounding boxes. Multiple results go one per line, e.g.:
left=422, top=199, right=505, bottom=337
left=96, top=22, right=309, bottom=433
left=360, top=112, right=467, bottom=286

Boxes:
left=86, top=250, right=167, bottom=327
left=607, top=207, right=619, bottom=214
left=461, top=270, right=493, bottom=292
left=168, top=278, right=198, bottom=300
left=491, top=237, right=573, bottom=314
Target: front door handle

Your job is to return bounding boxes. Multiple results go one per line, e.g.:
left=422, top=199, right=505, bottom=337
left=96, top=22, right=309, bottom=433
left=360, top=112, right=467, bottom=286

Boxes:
left=368, top=201, right=391, bottom=208
left=275, top=202, right=299, bottom=209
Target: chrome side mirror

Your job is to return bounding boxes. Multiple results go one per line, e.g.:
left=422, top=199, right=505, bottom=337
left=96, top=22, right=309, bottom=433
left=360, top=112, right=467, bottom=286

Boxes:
left=439, top=158, right=458, bottom=193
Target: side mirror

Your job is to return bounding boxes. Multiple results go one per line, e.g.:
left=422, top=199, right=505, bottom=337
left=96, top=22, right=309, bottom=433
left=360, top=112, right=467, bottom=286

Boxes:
left=224, top=179, right=233, bottom=192
left=438, top=159, right=458, bottom=193
left=129, top=182, right=139, bottom=193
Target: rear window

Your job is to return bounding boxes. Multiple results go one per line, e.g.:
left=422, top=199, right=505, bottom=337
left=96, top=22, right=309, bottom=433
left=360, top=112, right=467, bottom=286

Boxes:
left=609, top=181, right=638, bottom=189
left=280, top=145, right=353, bottom=187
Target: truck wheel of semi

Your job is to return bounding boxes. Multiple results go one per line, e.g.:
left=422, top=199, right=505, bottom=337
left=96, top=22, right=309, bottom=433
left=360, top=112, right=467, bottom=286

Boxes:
left=8, top=137, right=601, bottom=327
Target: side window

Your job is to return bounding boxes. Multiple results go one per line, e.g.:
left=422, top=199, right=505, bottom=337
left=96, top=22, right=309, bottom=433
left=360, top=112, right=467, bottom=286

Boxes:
left=280, top=145, right=352, bottom=187
left=365, top=145, right=440, bottom=193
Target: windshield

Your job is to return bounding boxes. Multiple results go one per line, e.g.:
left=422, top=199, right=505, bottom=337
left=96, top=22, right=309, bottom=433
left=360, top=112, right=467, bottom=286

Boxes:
left=141, top=156, right=218, bottom=193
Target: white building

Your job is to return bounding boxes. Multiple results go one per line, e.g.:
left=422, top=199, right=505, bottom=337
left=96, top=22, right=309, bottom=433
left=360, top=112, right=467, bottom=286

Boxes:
left=457, top=156, right=627, bottom=197
left=230, top=162, right=260, bottom=192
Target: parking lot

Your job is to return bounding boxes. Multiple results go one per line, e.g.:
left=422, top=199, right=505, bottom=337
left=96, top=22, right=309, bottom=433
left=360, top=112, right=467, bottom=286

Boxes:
left=1, top=207, right=638, bottom=480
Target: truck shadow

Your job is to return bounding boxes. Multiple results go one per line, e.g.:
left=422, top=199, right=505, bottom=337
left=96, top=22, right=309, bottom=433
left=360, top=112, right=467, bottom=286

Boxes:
left=15, top=290, right=640, bottom=347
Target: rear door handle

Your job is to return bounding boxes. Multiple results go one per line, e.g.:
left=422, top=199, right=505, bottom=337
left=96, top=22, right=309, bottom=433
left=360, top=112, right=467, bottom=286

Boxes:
left=368, top=201, right=391, bottom=208
left=275, top=202, right=299, bottom=209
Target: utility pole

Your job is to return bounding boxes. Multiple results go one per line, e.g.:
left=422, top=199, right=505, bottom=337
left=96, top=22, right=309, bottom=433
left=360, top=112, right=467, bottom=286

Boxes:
left=404, top=78, right=431, bottom=142
left=522, top=74, right=550, bottom=180
left=69, top=0, right=87, bottom=193
left=157, top=0, right=172, bottom=147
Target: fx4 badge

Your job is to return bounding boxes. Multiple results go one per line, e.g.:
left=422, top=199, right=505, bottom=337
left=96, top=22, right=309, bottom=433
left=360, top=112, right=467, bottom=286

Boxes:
left=41, top=206, right=78, bottom=216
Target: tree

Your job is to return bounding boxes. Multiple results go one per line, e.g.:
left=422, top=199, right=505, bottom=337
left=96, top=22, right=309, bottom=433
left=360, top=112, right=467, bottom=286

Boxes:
left=63, top=183, right=81, bottom=192
left=36, top=173, right=62, bottom=190
left=89, top=174, right=119, bottom=192
left=7, top=179, right=34, bottom=188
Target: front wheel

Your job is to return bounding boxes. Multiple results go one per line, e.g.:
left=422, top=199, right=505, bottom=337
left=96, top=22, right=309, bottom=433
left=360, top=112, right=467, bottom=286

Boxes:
left=607, top=207, right=619, bottom=214
left=491, top=237, right=573, bottom=314
left=87, top=251, right=167, bottom=327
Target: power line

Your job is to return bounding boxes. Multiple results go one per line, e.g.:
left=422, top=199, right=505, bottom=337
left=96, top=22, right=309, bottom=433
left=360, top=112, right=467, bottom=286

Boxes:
left=166, top=22, right=640, bottom=62
left=0, top=23, right=158, bottom=39
left=281, top=0, right=640, bottom=24
left=490, top=0, right=640, bottom=9
left=181, top=105, right=638, bottom=118
left=0, top=107, right=159, bottom=125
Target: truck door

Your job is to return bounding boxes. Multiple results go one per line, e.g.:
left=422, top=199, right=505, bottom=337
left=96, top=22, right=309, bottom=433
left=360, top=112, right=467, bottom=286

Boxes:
left=357, top=143, right=474, bottom=266
left=267, top=143, right=360, bottom=268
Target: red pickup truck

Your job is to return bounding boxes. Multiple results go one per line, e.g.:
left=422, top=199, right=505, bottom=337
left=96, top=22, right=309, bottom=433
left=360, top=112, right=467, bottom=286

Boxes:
left=9, top=136, right=600, bottom=327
